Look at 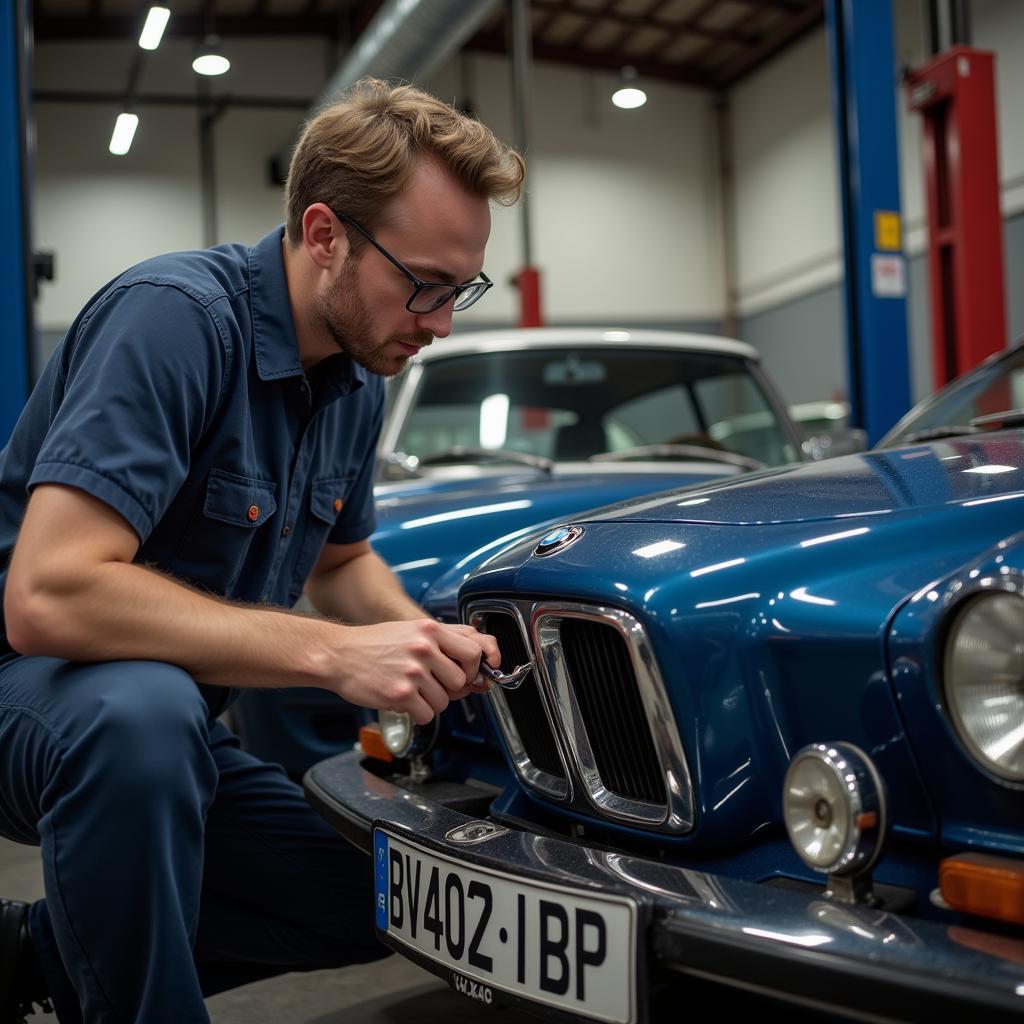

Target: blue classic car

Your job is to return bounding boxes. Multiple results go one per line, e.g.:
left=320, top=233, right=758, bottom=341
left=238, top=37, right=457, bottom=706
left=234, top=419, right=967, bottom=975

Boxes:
left=235, top=329, right=809, bottom=775
left=306, top=342, right=1024, bottom=1022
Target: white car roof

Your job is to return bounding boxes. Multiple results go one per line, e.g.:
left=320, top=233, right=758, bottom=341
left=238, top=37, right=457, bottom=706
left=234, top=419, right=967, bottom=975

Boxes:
left=412, top=328, right=759, bottom=363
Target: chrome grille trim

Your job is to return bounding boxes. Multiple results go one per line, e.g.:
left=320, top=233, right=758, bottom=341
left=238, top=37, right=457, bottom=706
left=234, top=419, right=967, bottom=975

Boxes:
left=465, top=598, right=694, bottom=833
left=534, top=603, right=693, bottom=831
left=466, top=601, right=569, bottom=800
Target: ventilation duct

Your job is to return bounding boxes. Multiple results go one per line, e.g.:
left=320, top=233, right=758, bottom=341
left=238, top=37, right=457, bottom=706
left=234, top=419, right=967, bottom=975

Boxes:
left=273, top=0, right=501, bottom=179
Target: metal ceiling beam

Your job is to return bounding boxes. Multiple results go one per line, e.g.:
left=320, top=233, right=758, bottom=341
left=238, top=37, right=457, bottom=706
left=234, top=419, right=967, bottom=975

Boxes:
left=710, top=0, right=823, bottom=87
left=33, top=89, right=311, bottom=109
left=531, top=0, right=764, bottom=45
left=561, top=0, right=619, bottom=50
left=467, top=29, right=714, bottom=88
left=33, top=14, right=342, bottom=41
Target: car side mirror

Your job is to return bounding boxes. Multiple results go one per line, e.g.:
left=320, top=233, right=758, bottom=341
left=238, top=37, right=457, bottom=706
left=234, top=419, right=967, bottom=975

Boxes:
left=378, top=451, right=422, bottom=481
left=801, top=428, right=868, bottom=461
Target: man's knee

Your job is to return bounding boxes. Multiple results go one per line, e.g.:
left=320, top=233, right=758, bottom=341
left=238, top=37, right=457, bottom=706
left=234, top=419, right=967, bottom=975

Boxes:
left=65, top=661, right=215, bottom=798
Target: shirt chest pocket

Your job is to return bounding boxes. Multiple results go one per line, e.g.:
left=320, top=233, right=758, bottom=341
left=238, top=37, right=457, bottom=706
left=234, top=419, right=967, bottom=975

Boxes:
left=174, top=469, right=278, bottom=596
left=288, top=475, right=354, bottom=604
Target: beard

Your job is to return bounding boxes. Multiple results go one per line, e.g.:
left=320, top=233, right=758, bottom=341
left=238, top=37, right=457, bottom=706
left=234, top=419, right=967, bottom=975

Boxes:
left=314, top=256, right=432, bottom=378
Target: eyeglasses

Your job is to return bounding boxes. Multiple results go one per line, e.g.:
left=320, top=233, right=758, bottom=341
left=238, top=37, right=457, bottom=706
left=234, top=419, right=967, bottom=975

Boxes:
left=332, top=210, right=492, bottom=314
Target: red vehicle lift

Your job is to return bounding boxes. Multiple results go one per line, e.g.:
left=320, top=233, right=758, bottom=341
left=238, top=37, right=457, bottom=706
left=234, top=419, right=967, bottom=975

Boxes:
left=906, top=46, right=1007, bottom=391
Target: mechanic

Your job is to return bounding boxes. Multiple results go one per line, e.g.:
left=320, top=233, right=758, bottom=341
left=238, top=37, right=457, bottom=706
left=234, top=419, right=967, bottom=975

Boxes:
left=0, top=77, right=523, bottom=1023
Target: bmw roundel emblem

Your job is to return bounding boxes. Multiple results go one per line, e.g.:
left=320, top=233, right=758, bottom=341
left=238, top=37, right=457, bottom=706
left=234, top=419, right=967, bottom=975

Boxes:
left=534, top=524, right=584, bottom=557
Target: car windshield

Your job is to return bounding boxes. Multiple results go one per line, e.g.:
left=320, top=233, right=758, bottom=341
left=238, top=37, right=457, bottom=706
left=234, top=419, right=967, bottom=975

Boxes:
left=391, top=347, right=799, bottom=468
left=879, top=344, right=1024, bottom=446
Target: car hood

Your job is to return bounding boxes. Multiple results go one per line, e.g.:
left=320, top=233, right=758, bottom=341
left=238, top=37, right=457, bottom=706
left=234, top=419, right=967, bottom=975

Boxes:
left=371, top=462, right=739, bottom=602
left=575, top=437, right=1024, bottom=526
left=452, top=436, right=1024, bottom=845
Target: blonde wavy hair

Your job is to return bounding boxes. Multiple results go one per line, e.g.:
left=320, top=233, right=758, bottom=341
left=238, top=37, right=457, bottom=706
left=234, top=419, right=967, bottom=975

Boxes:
left=284, top=78, right=525, bottom=246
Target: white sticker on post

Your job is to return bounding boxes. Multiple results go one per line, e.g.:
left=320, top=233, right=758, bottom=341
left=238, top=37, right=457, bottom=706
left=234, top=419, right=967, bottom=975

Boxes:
left=871, top=253, right=906, bottom=298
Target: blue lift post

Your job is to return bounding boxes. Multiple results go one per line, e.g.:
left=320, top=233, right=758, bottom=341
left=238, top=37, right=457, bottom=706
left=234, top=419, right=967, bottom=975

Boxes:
left=825, top=0, right=912, bottom=444
left=1, top=0, right=32, bottom=442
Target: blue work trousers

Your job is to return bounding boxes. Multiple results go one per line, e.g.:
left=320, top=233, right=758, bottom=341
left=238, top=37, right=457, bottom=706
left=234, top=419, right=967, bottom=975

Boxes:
left=0, top=654, right=387, bottom=1023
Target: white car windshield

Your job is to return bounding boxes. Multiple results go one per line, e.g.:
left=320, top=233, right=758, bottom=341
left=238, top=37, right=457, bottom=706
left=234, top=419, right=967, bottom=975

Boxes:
left=391, top=347, right=799, bottom=469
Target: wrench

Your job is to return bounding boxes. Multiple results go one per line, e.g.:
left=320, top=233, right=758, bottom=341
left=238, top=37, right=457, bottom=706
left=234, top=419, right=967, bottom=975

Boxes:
left=475, top=657, right=534, bottom=690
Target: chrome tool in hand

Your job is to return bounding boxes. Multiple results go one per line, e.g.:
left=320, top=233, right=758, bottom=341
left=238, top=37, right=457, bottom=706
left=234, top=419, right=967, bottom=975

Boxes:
left=475, top=657, right=534, bottom=690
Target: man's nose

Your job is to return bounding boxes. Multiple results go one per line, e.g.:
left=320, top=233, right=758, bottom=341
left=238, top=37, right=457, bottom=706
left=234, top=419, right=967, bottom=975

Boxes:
left=415, top=302, right=454, bottom=339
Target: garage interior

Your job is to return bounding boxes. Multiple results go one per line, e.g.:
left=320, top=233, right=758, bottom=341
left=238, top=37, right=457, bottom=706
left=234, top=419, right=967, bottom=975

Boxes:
left=3, top=0, right=1023, bottom=1021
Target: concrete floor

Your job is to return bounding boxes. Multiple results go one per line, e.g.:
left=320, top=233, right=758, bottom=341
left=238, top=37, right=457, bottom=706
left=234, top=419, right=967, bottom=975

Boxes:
left=1, top=836, right=536, bottom=1024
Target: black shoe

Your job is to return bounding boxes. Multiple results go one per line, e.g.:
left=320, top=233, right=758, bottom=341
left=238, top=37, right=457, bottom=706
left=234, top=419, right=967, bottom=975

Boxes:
left=0, top=899, right=52, bottom=1024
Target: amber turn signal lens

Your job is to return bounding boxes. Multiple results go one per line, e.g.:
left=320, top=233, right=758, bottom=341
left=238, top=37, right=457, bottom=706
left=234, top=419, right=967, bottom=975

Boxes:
left=358, top=723, right=394, bottom=763
left=940, top=853, right=1024, bottom=925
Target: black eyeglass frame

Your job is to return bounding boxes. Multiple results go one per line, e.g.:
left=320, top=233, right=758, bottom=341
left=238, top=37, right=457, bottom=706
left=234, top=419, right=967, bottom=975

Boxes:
left=332, top=209, right=492, bottom=314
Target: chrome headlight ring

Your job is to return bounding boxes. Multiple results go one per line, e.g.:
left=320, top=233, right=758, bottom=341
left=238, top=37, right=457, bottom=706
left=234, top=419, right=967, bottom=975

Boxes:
left=941, top=580, right=1024, bottom=785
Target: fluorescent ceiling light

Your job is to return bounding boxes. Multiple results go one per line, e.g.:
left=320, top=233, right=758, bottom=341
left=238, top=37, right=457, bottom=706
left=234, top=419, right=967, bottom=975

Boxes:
left=109, top=113, right=139, bottom=156
left=139, top=7, right=170, bottom=50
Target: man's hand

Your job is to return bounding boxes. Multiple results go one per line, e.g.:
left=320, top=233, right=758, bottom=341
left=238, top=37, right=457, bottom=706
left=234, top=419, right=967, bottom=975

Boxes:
left=321, top=619, right=500, bottom=725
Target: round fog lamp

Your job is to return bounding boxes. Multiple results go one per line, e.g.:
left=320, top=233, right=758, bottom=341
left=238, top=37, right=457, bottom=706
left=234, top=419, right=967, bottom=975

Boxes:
left=944, top=591, right=1024, bottom=782
left=783, top=742, right=886, bottom=876
left=378, top=710, right=438, bottom=760
left=379, top=710, right=415, bottom=758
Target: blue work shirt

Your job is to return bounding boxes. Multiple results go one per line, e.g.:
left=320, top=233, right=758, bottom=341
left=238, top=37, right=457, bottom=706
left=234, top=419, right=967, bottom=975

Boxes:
left=0, top=227, right=384, bottom=710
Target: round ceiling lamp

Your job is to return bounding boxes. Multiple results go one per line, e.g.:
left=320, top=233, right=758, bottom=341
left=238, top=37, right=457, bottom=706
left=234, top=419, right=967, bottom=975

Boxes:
left=612, top=65, right=647, bottom=109
left=192, top=34, right=230, bottom=76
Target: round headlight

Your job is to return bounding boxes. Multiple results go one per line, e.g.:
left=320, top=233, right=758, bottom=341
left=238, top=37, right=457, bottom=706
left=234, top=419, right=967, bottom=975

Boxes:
left=783, top=742, right=886, bottom=877
left=944, top=591, right=1024, bottom=782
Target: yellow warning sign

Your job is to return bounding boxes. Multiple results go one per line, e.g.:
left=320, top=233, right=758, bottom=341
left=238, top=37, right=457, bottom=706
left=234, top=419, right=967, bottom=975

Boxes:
left=874, top=211, right=902, bottom=251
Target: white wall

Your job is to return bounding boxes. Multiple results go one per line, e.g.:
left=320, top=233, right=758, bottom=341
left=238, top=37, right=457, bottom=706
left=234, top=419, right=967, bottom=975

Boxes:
left=32, top=35, right=331, bottom=330
left=430, top=55, right=724, bottom=326
left=31, top=42, right=723, bottom=334
left=730, top=27, right=840, bottom=318
left=30, top=1, right=1024, bottom=384
left=729, top=0, right=1024, bottom=318
left=972, top=0, right=1024, bottom=218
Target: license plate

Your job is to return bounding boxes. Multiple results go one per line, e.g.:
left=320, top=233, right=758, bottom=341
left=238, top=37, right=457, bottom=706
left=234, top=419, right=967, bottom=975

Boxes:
left=374, top=827, right=637, bottom=1023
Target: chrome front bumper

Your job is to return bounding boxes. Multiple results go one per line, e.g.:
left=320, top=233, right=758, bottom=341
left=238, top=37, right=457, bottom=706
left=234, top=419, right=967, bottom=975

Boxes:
left=305, top=751, right=1024, bottom=1023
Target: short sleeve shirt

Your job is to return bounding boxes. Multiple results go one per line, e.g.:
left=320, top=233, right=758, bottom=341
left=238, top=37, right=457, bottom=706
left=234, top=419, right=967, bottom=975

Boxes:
left=0, top=227, right=384, bottom=659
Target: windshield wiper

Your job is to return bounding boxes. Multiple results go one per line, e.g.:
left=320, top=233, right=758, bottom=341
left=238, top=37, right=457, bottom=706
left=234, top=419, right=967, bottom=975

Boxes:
left=969, top=409, right=1024, bottom=431
left=591, top=443, right=764, bottom=471
left=416, top=446, right=555, bottom=474
left=899, top=408, right=1024, bottom=444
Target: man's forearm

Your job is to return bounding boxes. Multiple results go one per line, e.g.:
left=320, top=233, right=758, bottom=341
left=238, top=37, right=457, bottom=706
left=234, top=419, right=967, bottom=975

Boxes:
left=7, top=557, right=345, bottom=689
left=306, top=548, right=423, bottom=624
left=6, top=486, right=501, bottom=723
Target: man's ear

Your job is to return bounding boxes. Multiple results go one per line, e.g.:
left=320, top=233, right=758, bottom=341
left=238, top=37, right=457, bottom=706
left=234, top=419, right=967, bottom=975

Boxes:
left=302, top=204, right=349, bottom=270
